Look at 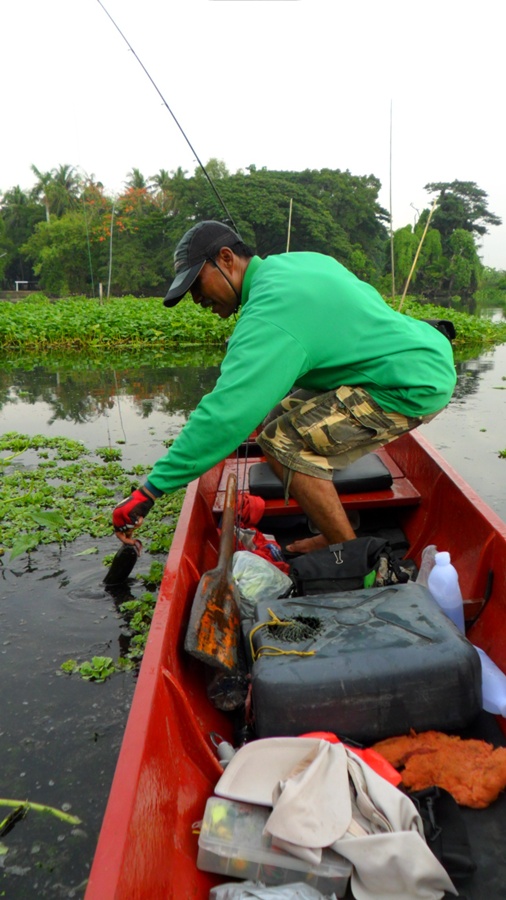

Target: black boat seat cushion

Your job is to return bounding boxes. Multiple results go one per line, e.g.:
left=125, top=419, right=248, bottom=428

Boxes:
left=248, top=453, right=393, bottom=499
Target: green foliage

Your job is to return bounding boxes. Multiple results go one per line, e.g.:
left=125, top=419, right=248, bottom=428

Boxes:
left=21, top=213, right=94, bottom=294
left=96, top=446, right=123, bottom=461
left=0, top=294, right=233, bottom=351
left=3, top=161, right=504, bottom=313
left=425, top=180, right=502, bottom=245
left=446, top=229, right=482, bottom=298
left=1, top=286, right=505, bottom=361
left=118, top=591, right=157, bottom=660
left=61, top=656, right=120, bottom=682
left=3, top=160, right=393, bottom=295
left=391, top=225, right=418, bottom=287
left=136, top=559, right=165, bottom=586
left=61, top=584, right=162, bottom=681
left=1, top=430, right=177, bottom=679
left=475, top=267, right=506, bottom=309
left=385, top=295, right=506, bottom=348
left=0, top=184, right=45, bottom=285
left=0, top=432, right=185, bottom=559
left=390, top=221, right=483, bottom=305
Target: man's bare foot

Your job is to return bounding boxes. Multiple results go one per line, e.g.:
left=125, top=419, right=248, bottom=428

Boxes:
left=285, top=533, right=329, bottom=554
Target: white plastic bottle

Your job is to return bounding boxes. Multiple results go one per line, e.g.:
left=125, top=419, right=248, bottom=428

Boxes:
left=474, top=647, right=506, bottom=716
left=427, top=551, right=465, bottom=632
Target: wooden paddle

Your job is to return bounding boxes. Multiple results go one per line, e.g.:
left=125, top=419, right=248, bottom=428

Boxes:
left=184, top=472, right=241, bottom=671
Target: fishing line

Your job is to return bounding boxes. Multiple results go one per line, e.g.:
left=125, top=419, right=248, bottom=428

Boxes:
left=107, top=201, right=115, bottom=299
left=113, top=369, right=128, bottom=445
left=96, top=0, right=239, bottom=232
left=97, top=0, right=249, bottom=524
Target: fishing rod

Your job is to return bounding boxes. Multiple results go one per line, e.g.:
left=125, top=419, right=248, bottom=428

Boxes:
left=96, top=0, right=239, bottom=232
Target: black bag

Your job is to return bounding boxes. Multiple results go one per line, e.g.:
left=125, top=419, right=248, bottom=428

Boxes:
left=409, top=786, right=477, bottom=882
left=289, top=535, right=405, bottom=595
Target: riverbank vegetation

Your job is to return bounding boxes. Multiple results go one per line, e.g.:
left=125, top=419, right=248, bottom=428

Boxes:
left=1, top=162, right=505, bottom=309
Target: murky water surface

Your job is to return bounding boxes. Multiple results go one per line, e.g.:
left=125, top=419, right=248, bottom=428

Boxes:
left=0, top=339, right=505, bottom=897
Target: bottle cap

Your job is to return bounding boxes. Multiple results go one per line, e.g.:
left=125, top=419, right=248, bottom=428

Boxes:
left=435, top=551, right=450, bottom=565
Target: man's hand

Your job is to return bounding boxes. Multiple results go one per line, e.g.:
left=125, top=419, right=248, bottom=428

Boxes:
left=112, top=487, right=155, bottom=544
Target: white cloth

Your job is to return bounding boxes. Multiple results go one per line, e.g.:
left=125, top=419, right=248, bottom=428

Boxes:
left=218, top=738, right=457, bottom=900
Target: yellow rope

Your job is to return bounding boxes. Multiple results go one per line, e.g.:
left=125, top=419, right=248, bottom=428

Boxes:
left=249, top=608, right=316, bottom=662
left=255, top=645, right=316, bottom=660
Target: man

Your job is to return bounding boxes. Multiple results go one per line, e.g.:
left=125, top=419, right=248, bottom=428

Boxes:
left=112, top=220, right=456, bottom=553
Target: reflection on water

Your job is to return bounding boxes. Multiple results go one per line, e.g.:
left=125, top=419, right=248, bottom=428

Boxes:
left=1, top=342, right=505, bottom=896
left=424, top=342, right=506, bottom=520
left=0, top=349, right=224, bottom=471
left=1, top=343, right=505, bottom=516
left=0, top=349, right=225, bottom=898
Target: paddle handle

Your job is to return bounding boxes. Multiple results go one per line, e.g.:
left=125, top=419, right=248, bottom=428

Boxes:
left=217, top=473, right=237, bottom=569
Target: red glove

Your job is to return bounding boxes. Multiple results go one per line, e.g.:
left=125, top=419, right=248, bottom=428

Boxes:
left=113, top=487, right=154, bottom=534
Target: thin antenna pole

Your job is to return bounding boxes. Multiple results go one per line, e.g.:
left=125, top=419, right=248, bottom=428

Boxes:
left=398, top=198, right=437, bottom=312
left=96, top=0, right=238, bottom=231
left=107, top=202, right=115, bottom=300
left=389, top=101, right=395, bottom=301
left=81, top=193, right=95, bottom=298
left=286, top=198, right=293, bottom=252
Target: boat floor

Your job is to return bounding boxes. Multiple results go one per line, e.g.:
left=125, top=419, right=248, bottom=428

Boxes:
left=247, top=513, right=506, bottom=900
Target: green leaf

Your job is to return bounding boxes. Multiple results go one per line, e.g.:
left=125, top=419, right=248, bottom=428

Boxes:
left=9, top=533, right=38, bottom=560
left=27, top=509, right=67, bottom=529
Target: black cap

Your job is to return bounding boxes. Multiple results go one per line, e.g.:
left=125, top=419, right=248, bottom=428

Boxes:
left=164, top=220, right=242, bottom=307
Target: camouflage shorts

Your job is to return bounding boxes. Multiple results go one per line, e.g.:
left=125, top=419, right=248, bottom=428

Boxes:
left=257, top=386, right=431, bottom=482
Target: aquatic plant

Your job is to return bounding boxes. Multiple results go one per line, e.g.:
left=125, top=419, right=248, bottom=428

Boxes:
left=0, top=432, right=184, bottom=559
left=1, top=292, right=505, bottom=353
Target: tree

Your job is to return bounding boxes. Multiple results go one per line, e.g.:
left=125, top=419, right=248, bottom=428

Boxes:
left=21, top=213, right=95, bottom=294
left=30, top=165, right=53, bottom=222
left=194, top=158, right=230, bottom=181
left=424, top=180, right=502, bottom=252
left=49, top=164, right=82, bottom=217
left=150, top=169, right=173, bottom=213
left=124, top=168, right=149, bottom=191
left=175, top=165, right=358, bottom=263
left=413, top=227, right=445, bottom=299
left=29, top=164, right=81, bottom=221
left=293, top=168, right=390, bottom=271
left=0, top=216, right=7, bottom=282
left=390, top=225, right=418, bottom=289
left=0, top=185, right=45, bottom=287
left=446, top=229, right=482, bottom=304
left=95, top=186, right=172, bottom=294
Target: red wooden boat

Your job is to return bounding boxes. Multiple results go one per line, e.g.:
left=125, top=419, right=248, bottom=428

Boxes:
left=86, top=431, right=506, bottom=899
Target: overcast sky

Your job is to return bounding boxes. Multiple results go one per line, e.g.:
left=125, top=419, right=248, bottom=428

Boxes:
left=1, top=0, right=504, bottom=268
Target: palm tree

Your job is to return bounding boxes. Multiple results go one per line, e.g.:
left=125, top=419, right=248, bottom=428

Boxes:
left=30, top=163, right=81, bottom=220
left=30, top=165, right=53, bottom=222
left=124, top=168, right=149, bottom=191
left=1, top=185, right=45, bottom=244
left=50, top=164, right=81, bottom=217
left=149, top=168, right=174, bottom=213
left=167, top=166, right=189, bottom=217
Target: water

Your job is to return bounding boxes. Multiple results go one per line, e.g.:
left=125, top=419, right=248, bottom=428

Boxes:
left=1, top=340, right=505, bottom=897
left=0, top=353, right=222, bottom=898
left=423, top=341, right=506, bottom=520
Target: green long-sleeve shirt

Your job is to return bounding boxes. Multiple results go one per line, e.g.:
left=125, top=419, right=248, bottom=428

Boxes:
left=148, top=253, right=456, bottom=495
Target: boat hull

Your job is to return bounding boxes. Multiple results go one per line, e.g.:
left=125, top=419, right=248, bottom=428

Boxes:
left=86, top=431, right=506, bottom=899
